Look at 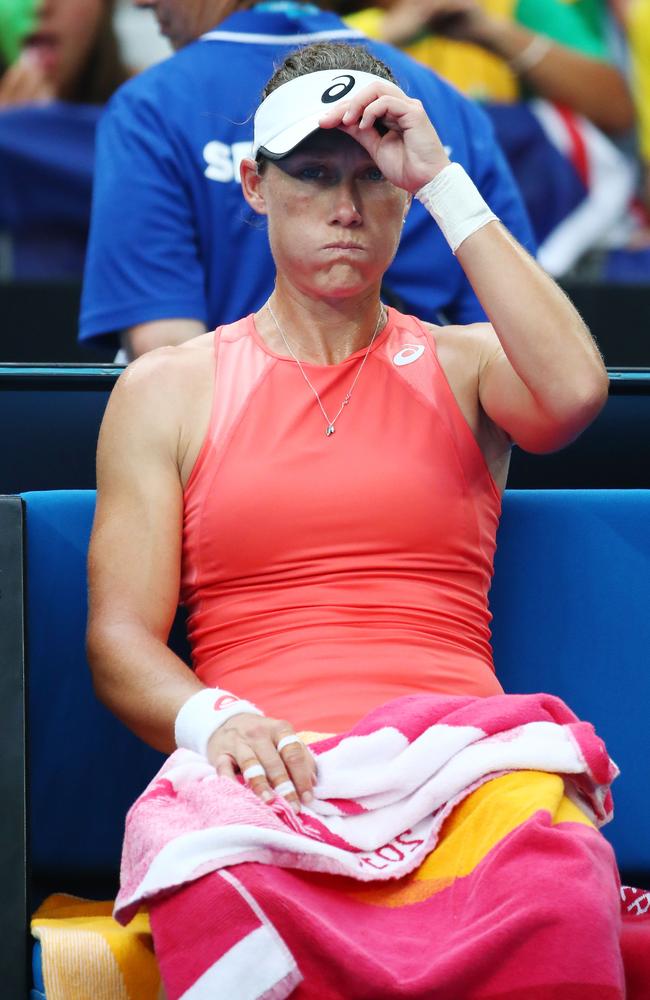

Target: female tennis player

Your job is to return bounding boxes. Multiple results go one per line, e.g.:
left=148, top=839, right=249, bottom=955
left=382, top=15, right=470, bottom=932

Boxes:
left=88, top=43, right=620, bottom=998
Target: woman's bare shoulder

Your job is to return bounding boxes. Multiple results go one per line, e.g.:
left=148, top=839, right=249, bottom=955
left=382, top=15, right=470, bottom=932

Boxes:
left=100, top=336, right=216, bottom=466
left=115, top=335, right=214, bottom=403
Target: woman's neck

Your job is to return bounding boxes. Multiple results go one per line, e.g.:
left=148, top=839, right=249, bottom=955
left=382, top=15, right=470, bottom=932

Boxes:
left=258, top=284, right=386, bottom=366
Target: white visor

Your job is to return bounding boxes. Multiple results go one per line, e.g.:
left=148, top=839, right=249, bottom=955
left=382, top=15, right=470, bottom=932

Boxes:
left=252, top=69, right=389, bottom=160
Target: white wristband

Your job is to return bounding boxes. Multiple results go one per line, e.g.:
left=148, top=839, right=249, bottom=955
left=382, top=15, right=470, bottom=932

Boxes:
left=415, top=163, right=499, bottom=254
left=174, top=688, right=264, bottom=758
left=508, top=35, right=553, bottom=75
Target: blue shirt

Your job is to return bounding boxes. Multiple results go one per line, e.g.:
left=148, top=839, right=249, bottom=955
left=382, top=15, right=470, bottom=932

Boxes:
left=79, top=8, right=534, bottom=348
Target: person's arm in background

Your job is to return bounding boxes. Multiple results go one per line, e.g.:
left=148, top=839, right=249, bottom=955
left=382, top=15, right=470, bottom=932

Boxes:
left=80, top=83, right=209, bottom=359
left=125, top=319, right=206, bottom=358
left=626, top=0, right=650, bottom=218
left=376, top=0, right=634, bottom=133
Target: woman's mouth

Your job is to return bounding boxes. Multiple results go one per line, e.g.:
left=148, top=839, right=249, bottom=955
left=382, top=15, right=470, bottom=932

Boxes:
left=22, top=33, right=59, bottom=75
left=323, top=243, right=365, bottom=252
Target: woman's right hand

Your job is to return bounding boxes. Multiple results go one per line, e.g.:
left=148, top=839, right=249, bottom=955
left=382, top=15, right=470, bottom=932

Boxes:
left=207, top=713, right=317, bottom=814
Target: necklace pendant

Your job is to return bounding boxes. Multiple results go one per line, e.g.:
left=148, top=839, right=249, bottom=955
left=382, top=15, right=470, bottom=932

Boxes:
left=326, top=424, right=335, bottom=437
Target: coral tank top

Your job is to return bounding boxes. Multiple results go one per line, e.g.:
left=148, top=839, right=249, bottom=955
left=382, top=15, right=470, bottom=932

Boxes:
left=181, top=309, right=503, bottom=733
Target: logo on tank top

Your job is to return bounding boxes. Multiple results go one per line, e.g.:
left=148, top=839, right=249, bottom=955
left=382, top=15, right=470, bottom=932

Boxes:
left=393, top=344, right=425, bottom=367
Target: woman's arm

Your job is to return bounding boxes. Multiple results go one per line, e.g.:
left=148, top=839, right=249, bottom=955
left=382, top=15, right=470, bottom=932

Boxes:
left=456, top=227, right=608, bottom=453
left=319, top=82, right=608, bottom=453
left=87, top=351, right=202, bottom=752
left=87, top=351, right=316, bottom=806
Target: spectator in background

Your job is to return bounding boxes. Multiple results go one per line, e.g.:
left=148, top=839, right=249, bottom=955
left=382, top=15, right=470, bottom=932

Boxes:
left=0, top=0, right=131, bottom=279
left=112, top=0, right=171, bottom=72
left=343, top=0, right=634, bottom=134
left=0, top=0, right=50, bottom=104
left=79, top=0, right=534, bottom=360
left=0, top=0, right=128, bottom=107
left=342, top=0, right=637, bottom=277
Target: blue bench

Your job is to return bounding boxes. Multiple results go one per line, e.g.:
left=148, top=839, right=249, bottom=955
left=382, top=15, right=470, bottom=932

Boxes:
left=1, top=488, right=648, bottom=995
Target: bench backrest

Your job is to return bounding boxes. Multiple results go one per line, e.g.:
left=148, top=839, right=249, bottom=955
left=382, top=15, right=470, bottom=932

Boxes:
left=11, top=489, right=650, bottom=885
left=2, top=369, right=650, bottom=494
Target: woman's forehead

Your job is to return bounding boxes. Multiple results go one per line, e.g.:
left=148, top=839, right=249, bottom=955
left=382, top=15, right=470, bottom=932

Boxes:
left=281, top=129, right=373, bottom=162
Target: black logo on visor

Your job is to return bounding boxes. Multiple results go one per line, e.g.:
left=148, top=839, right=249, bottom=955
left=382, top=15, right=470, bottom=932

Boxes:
left=321, top=74, right=355, bottom=104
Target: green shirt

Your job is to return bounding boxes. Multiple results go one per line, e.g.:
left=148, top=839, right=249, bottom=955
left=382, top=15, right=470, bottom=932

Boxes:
left=0, top=0, right=39, bottom=65
left=516, top=0, right=609, bottom=60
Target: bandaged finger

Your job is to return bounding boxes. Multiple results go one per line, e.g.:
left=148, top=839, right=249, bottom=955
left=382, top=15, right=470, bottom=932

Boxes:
left=242, top=763, right=266, bottom=782
left=273, top=779, right=297, bottom=799
left=277, top=734, right=304, bottom=754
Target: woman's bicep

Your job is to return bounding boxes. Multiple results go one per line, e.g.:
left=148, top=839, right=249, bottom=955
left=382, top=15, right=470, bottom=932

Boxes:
left=89, top=364, right=185, bottom=642
left=478, top=340, right=597, bottom=454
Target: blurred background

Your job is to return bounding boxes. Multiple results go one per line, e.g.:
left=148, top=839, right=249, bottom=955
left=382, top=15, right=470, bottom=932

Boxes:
left=0, top=0, right=171, bottom=362
left=0, top=0, right=647, bottom=366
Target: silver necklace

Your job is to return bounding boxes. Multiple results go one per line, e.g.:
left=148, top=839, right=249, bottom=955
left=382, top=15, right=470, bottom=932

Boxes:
left=267, top=301, right=386, bottom=437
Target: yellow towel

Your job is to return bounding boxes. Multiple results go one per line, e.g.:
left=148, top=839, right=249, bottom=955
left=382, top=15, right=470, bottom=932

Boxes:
left=32, top=894, right=160, bottom=1000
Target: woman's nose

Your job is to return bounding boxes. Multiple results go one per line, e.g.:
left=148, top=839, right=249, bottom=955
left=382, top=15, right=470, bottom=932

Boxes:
left=329, top=179, right=362, bottom=226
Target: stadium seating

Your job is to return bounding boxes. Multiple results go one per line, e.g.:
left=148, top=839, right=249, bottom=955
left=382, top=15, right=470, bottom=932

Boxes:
left=0, top=488, right=648, bottom=995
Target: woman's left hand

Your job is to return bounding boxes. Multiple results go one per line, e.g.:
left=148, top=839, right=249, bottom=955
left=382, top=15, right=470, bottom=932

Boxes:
left=318, top=81, right=450, bottom=193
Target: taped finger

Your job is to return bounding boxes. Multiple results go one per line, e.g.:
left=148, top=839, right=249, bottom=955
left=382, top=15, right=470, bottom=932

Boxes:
left=272, top=779, right=297, bottom=799
left=275, top=732, right=318, bottom=803
left=277, top=734, right=304, bottom=753
left=239, top=754, right=274, bottom=803
left=242, top=763, right=266, bottom=782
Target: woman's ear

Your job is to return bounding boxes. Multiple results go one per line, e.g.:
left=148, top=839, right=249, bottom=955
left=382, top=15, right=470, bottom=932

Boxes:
left=240, top=158, right=268, bottom=215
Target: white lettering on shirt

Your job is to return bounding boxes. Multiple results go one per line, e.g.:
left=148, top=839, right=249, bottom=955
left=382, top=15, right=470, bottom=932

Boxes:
left=203, top=140, right=253, bottom=183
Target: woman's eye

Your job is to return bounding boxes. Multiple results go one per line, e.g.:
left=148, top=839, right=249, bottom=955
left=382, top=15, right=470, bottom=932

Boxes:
left=298, top=165, right=327, bottom=180
left=365, top=167, right=384, bottom=182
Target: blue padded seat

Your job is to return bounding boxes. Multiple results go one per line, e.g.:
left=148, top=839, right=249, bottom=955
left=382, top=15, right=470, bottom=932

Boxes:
left=22, top=488, right=650, bottom=894
left=491, top=489, right=650, bottom=874
left=31, top=941, right=46, bottom=1000
left=24, top=490, right=165, bottom=886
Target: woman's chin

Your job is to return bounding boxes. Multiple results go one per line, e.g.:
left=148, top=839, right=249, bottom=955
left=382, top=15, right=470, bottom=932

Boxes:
left=308, top=267, right=380, bottom=300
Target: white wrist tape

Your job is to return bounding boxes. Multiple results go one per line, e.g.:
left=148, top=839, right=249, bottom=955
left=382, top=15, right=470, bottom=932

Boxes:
left=415, top=163, right=499, bottom=254
left=508, top=35, right=553, bottom=75
left=174, top=688, right=264, bottom=758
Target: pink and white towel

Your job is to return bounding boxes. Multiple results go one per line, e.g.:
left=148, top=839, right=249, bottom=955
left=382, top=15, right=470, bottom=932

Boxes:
left=110, top=693, right=638, bottom=999
left=116, top=692, right=616, bottom=924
